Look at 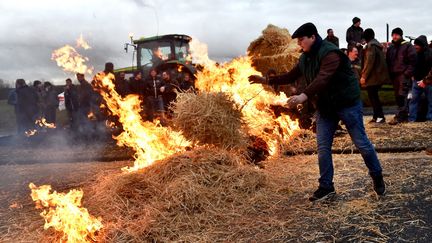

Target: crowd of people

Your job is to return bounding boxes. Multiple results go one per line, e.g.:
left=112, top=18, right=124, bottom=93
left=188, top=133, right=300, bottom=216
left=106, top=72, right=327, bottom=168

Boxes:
left=7, top=80, right=59, bottom=134
left=334, top=17, right=432, bottom=125
left=7, top=61, right=195, bottom=137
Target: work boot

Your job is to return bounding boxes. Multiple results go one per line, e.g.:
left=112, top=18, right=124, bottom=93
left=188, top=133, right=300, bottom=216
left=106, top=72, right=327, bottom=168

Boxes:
left=371, top=174, right=386, bottom=196
left=309, top=186, right=336, bottom=202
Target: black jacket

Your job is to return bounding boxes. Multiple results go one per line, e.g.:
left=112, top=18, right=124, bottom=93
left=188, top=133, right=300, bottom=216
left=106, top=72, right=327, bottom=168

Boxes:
left=78, top=80, right=93, bottom=108
left=16, top=85, right=38, bottom=117
left=44, top=87, right=59, bottom=109
left=64, top=85, right=79, bottom=112
left=144, top=77, right=165, bottom=98
left=386, top=39, right=417, bottom=78
left=413, top=36, right=432, bottom=81
left=346, top=25, right=363, bottom=46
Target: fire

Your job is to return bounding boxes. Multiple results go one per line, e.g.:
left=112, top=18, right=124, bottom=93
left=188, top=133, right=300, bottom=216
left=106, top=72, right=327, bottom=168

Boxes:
left=36, top=118, right=57, bottom=129
left=76, top=34, right=91, bottom=50
left=25, top=129, right=37, bottom=137
left=87, top=112, right=96, bottom=120
left=52, top=36, right=93, bottom=75
left=29, top=183, right=103, bottom=243
left=93, top=72, right=191, bottom=172
left=190, top=38, right=299, bottom=155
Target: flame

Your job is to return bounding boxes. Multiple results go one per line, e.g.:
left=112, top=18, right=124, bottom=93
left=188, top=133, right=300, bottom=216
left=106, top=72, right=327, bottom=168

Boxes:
left=25, top=129, right=37, bottom=137
left=190, top=38, right=299, bottom=155
left=52, top=36, right=93, bottom=75
left=29, top=183, right=103, bottom=243
left=36, top=118, right=56, bottom=129
left=87, top=112, right=96, bottom=120
left=93, top=72, right=191, bottom=172
left=76, top=34, right=91, bottom=50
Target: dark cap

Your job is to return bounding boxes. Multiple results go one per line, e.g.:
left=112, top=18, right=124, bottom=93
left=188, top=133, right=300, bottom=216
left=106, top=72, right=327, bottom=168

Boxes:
left=391, top=27, right=403, bottom=37
left=352, top=17, right=361, bottom=24
left=414, top=35, right=428, bottom=48
left=363, top=28, right=375, bottom=42
left=292, top=22, right=318, bottom=39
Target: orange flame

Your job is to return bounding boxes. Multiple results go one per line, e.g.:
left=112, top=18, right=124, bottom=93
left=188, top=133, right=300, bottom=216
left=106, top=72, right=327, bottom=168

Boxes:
left=25, top=129, right=37, bottom=137
left=190, top=38, right=299, bottom=155
left=87, top=112, right=96, bottom=121
left=36, top=118, right=56, bottom=129
left=29, top=183, right=103, bottom=243
left=52, top=36, right=93, bottom=75
left=76, top=34, right=91, bottom=50
left=93, top=72, right=191, bottom=172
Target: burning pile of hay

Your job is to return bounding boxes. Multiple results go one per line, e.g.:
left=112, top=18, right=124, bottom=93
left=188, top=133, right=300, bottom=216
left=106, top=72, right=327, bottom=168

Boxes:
left=87, top=148, right=291, bottom=242
left=247, top=24, right=301, bottom=74
left=172, top=92, right=247, bottom=150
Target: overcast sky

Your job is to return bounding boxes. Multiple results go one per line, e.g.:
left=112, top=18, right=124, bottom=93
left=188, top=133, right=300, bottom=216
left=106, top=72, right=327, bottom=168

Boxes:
left=0, top=0, right=431, bottom=85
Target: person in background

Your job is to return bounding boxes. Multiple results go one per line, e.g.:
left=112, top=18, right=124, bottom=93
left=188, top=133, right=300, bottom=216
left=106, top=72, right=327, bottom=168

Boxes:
left=77, top=73, right=93, bottom=119
left=15, top=79, right=38, bottom=134
left=64, top=78, right=80, bottom=130
left=144, top=68, right=165, bottom=121
left=179, top=72, right=194, bottom=92
left=360, top=28, right=390, bottom=124
left=347, top=45, right=361, bottom=80
left=409, top=35, right=432, bottom=122
left=129, top=70, right=145, bottom=96
left=249, top=23, right=385, bottom=201
left=114, top=71, right=130, bottom=97
left=43, top=82, right=59, bottom=124
left=32, top=80, right=45, bottom=119
left=346, top=17, right=364, bottom=49
left=7, top=85, right=19, bottom=134
left=161, top=71, right=179, bottom=117
left=324, top=28, right=339, bottom=48
left=386, top=27, right=417, bottom=125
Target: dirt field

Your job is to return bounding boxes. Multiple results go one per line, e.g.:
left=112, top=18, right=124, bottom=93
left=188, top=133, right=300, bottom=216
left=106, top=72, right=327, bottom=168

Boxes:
left=0, top=117, right=431, bottom=242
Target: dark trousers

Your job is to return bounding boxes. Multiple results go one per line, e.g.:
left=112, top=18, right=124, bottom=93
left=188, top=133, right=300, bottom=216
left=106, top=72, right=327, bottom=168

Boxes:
left=366, top=85, right=384, bottom=119
left=392, top=74, right=410, bottom=121
left=44, top=107, right=57, bottom=124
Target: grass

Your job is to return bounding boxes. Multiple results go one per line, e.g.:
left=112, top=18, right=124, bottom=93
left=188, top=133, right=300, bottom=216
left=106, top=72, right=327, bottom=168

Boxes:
left=361, top=85, right=396, bottom=107
left=0, top=100, right=16, bottom=135
left=0, top=100, right=69, bottom=136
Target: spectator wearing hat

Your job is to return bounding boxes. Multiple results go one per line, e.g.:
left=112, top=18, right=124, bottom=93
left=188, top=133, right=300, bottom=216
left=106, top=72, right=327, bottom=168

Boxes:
left=249, top=22, right=385, bottom=202
left=386, top=27, right=417, bottom=125
left=409, top=35, right=432, bottom=122
left=346, top=17, right=364, bottom=48
left=360, top=28, right=390, bottom=124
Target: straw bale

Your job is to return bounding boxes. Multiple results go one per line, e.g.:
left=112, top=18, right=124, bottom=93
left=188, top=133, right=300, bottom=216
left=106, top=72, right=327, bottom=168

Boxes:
left=247, top=24, right=301, bottom=74
left=87, top=148, right=281, bottom=242
left=172, top=92, right=247, bottom=150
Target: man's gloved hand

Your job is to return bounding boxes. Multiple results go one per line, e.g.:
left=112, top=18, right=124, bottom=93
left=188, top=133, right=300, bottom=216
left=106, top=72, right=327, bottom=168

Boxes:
left=248, top=75, right=267, bottom=84
left=287, top=93, right=308, bottom=108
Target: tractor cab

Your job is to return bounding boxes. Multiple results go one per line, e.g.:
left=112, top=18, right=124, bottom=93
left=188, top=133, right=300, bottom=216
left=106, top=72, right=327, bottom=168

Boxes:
left=117, top=34, right=195, bottom=80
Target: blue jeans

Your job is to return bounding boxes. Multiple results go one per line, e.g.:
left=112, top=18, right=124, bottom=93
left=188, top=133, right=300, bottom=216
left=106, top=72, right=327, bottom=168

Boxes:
left=316, top=101, right=382, bottom=189
left=408, top=81, right=432, bottom=121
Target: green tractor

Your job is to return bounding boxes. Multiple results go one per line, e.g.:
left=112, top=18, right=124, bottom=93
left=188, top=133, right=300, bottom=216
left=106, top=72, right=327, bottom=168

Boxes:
left=116, top=34, right=196, bottom=79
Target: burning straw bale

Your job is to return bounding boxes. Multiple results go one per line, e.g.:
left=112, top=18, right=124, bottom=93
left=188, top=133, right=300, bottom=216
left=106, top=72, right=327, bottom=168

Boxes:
left=172, top=92, right=247, bottom=150
left=247, top=24, right=301, bottom=74
left=87, top=148, right=286, bottom=242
